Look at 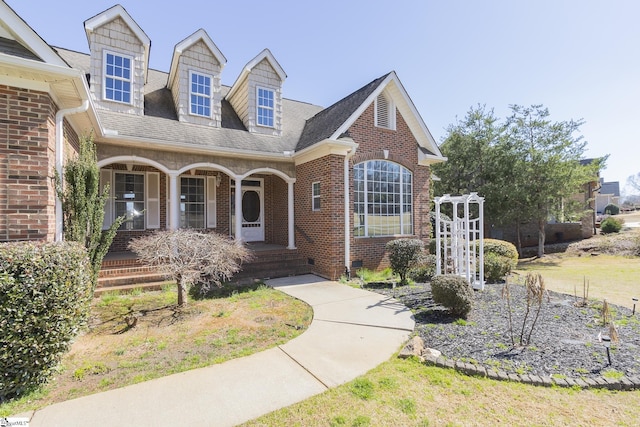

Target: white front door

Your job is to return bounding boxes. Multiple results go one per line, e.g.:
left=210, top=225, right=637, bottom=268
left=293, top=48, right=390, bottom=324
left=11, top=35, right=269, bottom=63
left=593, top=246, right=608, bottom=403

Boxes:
left=231, top=179, right=264, bottom=242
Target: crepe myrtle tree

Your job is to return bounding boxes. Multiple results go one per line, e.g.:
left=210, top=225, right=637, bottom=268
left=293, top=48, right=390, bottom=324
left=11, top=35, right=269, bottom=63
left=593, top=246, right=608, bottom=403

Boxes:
left=129, top=229, right=253, bottom=306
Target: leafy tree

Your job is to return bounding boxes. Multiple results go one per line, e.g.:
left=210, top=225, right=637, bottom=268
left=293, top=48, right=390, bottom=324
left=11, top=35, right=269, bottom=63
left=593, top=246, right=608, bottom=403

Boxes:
left=435, top=104, right=602, bottom=257
left=129, top=229, right=253, bottom=306
left=56, top=135, right=124, bottom=288
left=501, top=105, right=600, bottom=257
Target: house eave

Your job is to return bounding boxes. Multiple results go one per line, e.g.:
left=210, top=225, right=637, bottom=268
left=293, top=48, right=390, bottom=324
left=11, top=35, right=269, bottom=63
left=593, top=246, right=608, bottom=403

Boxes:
left=293, top=138, right=358, bottom=166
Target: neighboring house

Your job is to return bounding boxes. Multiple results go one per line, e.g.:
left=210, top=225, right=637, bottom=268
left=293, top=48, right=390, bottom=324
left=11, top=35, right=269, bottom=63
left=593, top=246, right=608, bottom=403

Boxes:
left=0, top=3, right=445, bottom=280
left=595, top=178, right=620, bottom=214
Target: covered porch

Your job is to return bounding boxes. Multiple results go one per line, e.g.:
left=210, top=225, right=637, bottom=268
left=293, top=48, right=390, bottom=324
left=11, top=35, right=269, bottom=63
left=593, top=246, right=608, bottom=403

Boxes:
left=97, top=152, right=297, bottom=252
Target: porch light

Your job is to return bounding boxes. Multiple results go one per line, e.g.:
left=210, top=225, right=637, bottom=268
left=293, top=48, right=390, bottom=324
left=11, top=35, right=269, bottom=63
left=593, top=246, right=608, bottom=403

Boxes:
left=215, top=173, right=222, bottom=187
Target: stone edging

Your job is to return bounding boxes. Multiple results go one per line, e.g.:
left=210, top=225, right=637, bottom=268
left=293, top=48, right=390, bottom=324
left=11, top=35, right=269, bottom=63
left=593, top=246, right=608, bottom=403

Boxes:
left=398, top=337, right=639, bottom=391
left=422, top=353, right=640, bottom=391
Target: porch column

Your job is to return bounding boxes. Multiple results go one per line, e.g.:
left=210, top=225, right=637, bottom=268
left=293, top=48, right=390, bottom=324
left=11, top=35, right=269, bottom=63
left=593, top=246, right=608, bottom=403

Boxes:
left=235, top=179, right=243, bottom=242
left=287, top=180, right=296, bottom=249
left=169, top=172, right=179, bottom=230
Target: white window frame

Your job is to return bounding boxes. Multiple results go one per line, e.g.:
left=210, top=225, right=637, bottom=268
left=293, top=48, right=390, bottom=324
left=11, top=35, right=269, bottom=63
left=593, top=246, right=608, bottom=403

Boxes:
left=180, top=176, right=206, bottom=229
left=114, top=171, right=146, bottom=231
left=256, top=86, right=275, bottom=128
left=103, top=50, right=133, bottom=105
left=312, top=181, right=321, bottom=211
left=374, top=92, right=396, bottom=130
left=189, top=70, right=213, bottom=118
left=353, top=160, right=413, bottom=237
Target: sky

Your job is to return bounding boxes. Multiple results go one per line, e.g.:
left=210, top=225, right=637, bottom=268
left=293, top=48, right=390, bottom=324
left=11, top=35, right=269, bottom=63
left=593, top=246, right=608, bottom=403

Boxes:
left=8, top=0, right=640, bottom=195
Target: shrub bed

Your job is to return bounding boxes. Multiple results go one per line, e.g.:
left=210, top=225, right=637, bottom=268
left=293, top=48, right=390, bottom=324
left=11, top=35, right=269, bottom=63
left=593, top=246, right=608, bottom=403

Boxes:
left=0, top=242, right=91, bottom=400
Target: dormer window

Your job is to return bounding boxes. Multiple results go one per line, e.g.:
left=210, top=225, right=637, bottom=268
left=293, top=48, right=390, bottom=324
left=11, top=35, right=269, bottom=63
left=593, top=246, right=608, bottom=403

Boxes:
left=257, top=87, right=274, bottom=127
left=375, top=93, right=395, bottom=130
left=190, top=71, right=212, bottom=118
left=104, top=51, right=132, bottom=104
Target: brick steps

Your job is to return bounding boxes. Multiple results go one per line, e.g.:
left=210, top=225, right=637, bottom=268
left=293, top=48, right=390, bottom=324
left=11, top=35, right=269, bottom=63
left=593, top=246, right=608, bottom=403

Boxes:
left=96, top=247, right=311, bottom=294
left=94, top=281, right=167, bottom=297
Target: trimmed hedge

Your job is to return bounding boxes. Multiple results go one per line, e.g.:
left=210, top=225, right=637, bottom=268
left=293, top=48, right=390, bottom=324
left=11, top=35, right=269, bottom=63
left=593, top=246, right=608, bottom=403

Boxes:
left=386, top=239, right=424, bottom=285
left=0, top=242, right=92, bottom=400
left=430, top=274, right=474, bottom=319
left=603, top=204, right=620, bottom=215
left=478, top=239, right=518, bottom=282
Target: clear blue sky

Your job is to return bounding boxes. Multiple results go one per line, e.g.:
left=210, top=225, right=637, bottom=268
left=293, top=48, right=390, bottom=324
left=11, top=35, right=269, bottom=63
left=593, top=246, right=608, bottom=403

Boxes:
left=9, top=1, right=639, bottom=194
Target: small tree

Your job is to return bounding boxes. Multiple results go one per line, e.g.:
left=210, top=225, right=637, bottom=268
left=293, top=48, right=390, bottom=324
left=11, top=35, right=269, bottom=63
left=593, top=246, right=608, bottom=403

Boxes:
left=386, top=239, right=424, bottom=285
left=129, top=229, right=253, bottom=306
left=56, top=135, right=124, bottom=288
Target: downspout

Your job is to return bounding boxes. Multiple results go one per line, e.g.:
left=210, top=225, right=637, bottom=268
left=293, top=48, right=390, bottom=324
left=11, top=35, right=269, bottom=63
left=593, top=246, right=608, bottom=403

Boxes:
left=55, top=100, right=90, bottom=242
left=344, top=150, right=353, bottom=277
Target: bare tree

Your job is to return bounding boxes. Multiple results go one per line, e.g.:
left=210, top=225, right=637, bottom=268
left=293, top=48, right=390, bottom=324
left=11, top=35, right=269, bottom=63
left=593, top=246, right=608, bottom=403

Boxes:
left=129, top=229, right=253, bottom=306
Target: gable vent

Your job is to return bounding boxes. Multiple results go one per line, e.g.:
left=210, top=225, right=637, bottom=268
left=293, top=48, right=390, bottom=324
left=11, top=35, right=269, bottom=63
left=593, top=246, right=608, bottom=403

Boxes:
left=375, top=93, right=394, bottom=129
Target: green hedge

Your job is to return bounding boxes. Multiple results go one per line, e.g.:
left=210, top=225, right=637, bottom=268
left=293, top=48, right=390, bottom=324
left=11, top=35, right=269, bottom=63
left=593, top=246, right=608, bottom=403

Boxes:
left=430, top=274, right=474, bottom=319
left=386, top=239, right=424, bottom=285
left=0, top=242, right=92, bottom=400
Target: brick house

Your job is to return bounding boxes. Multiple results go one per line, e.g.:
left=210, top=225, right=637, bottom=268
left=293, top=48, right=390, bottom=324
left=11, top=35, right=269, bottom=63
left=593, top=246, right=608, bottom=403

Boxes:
left=0, top=3, right=445, bottom=280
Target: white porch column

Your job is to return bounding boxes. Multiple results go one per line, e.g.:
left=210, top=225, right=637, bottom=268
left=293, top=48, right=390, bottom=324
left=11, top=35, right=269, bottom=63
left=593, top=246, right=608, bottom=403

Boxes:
left=235, top=179, right=243, bottom=242
left=169, top=172, right=179, bottom=230
left=287, top=180, right=296, bottom=249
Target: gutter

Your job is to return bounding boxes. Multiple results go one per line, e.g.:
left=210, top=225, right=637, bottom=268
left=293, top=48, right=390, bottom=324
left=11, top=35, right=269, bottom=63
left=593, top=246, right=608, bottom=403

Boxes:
left=55, top=100, right=89, bottom=242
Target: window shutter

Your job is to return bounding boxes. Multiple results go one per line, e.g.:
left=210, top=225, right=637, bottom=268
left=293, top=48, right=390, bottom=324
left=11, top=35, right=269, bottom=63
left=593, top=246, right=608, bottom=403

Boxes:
left=207, top=176, right=217, bottom=228
left=100, top=169, right=113, bottom=230
left=146, top=172, right=160, bottom=229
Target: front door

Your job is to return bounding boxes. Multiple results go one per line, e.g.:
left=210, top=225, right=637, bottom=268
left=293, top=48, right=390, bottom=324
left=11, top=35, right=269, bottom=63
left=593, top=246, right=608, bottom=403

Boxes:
left=231, top=179, right=264, bottom=242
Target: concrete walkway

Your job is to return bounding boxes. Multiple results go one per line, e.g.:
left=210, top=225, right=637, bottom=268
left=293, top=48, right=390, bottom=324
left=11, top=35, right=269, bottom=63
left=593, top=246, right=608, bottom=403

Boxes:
left=25, top=275, right=415, bottom=427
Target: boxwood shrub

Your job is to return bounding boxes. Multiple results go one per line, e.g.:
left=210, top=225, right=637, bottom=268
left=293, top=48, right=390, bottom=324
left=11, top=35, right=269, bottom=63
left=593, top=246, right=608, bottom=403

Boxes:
left=477, top=239, right=518, bottom=282
left=430, top=274, right=474, bottom=319
left=0, top=242, right=91, bottom=400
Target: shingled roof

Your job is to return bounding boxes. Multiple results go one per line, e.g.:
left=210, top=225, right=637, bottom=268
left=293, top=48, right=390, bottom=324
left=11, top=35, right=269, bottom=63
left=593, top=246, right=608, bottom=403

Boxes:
left=296, top=73, right=391, bottom=151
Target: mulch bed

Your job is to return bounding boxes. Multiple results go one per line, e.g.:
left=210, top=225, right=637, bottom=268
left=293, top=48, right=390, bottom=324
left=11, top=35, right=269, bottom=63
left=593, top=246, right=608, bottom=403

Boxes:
left=370, top=282, right=640, bottom=379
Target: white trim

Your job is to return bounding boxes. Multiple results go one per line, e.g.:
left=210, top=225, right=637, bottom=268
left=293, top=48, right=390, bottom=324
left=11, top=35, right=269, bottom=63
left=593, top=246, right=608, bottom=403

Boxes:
left=188, top=70, right=213, bottom=118
left=146, top=171, right=161, bottom=229
left=330, top=72, right=445, bottom=161
left=168, top=29, right=226, bottom=90
left=256, top=86, right=275, bottom=128
left=102, top=49, right=134, bottom=105
left=206, top=176, right=218, bottom=228
left=374, top=92, right=396, bottom=130
left=311, top=181, right=321, bottom=211
left=226, top=48, right=286, bottom=101
left=0, top=2, right=68, bottom=66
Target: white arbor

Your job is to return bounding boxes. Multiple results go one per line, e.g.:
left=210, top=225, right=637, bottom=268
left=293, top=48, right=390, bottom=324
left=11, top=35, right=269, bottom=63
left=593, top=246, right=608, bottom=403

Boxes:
left=434, top=193, right=485, bottom=290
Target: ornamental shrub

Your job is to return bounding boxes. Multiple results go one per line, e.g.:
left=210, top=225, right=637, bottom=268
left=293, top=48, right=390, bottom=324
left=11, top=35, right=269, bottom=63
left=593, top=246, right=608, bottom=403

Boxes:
left=408, top=253, right=437, bottom=283
left=386, top=239, right=424, bottom=285
left=483, top=253, right=514, bottom=283
left=600, top=217, right=623, bottom=234
left=477, top=239, right=518, bottom=282
left=0, top=242, right=91, bottom=400
left=603, top=204, right=620, bottom=215
left=430, top=274, right=474, bottom=319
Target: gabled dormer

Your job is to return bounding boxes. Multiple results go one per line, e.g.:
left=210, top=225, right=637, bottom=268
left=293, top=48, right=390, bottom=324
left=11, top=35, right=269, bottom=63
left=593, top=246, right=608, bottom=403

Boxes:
left=167, top=29, right=226, bottom=127
left=226, top=49, right=286, bottom=136
left=84, top=5, right=150, bottom=115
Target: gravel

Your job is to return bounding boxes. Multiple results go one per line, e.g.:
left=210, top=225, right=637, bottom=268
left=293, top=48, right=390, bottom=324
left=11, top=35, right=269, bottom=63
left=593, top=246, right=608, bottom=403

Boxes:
left=370, top=282, right=640, bottom=379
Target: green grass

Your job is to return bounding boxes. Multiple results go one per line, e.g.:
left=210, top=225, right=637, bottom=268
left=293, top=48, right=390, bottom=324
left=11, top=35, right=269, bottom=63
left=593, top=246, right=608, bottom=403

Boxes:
left=515, top=254, right=640, bottom=308
left=241, top=358, right=640, bottom=426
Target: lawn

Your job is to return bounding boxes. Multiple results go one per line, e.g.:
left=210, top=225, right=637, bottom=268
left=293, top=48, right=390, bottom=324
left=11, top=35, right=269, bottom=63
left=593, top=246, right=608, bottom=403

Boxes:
left=241, top=357, right=640, bottom=426
left=515, top=254, right=640, bottom=309
left=0, top=283, right=312, bottom=417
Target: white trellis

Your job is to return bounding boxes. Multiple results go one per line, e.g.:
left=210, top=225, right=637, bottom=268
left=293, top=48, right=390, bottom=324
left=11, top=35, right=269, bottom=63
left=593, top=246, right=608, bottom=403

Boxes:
left=434, top=193, right=485, bottom=290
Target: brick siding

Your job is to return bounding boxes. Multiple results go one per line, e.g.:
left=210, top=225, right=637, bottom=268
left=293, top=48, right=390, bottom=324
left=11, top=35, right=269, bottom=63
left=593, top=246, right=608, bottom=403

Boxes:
left=0, top=85, right=79, bottom=242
